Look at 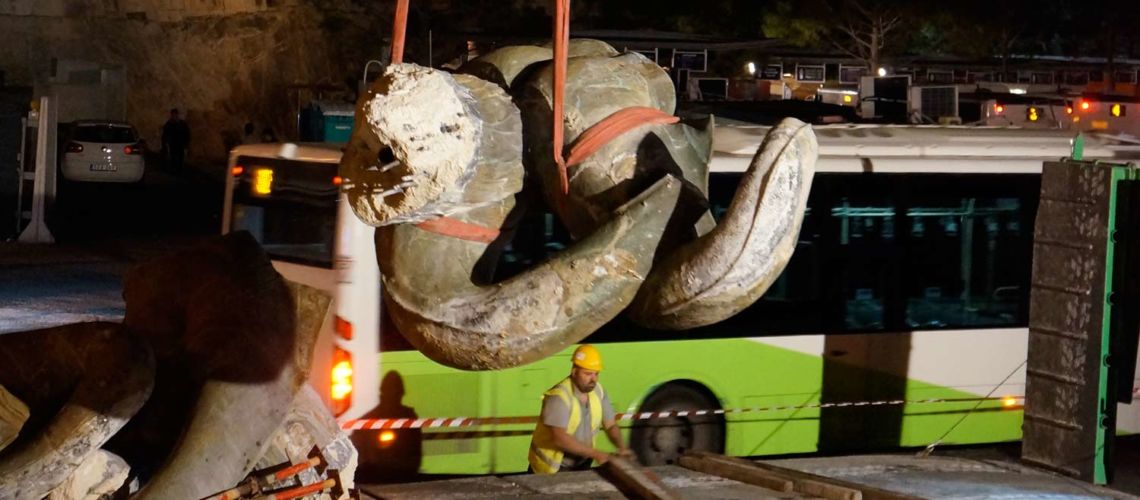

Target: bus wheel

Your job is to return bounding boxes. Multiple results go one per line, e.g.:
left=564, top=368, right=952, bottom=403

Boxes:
left=630, top=383, right=725, bottom=466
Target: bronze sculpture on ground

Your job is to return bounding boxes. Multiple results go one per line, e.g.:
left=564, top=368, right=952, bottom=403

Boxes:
left=339, top=40, right=818, bottom=370
left=0, top=234, right=356, bottom=499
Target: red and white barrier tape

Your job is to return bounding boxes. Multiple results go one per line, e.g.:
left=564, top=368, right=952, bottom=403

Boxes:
left=339, top=396, right=1022, bottom=431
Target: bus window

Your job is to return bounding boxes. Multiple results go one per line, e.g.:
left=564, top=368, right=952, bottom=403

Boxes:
left=832, top=197, right=895, bottom=331
left=901, top=180, right=1034, bottom=329
left=231, top=156, right=338, bottom=268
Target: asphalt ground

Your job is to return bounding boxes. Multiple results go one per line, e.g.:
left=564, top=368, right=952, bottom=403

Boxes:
left=361, top=454, right=1137, bottom=499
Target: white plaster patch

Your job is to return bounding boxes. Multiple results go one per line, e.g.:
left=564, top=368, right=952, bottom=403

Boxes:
left=365, top=64, right=481, bottom=218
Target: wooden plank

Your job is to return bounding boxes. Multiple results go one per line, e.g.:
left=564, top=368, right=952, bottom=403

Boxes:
left=714, top=456, right=860, bottom=500
left=745, top=457, right=922, bottom=500
left=678, top=454, right=794, bottom=493
left=597, top=456, right=679, bottom=500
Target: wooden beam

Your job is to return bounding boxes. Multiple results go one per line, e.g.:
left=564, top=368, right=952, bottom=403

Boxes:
left=597, top=457, right=678, bottom=500
left=747, top=456, right=921, bottom=500
left=684, top=452, right=922, bottom=500
left=685, top=453, right=861, bottom=499
left=678, top=454, right=794, bottom=493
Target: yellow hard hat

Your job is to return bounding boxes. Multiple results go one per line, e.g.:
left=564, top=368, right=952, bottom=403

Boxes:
left=572, top=344, right=603, bottom=371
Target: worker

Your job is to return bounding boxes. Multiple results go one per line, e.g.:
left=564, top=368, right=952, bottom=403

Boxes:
left=528, top=344, right=633, bottom=473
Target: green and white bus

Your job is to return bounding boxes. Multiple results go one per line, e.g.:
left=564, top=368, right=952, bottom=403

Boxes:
left=222, top=125, right=1140, bottom=476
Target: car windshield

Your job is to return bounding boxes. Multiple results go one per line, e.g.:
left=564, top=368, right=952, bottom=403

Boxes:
left=73, top=124, right=137, bottom=143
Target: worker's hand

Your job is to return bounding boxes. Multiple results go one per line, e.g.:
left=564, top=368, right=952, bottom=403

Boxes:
left=616, top=447, right=635, bottom=460
left=593, top=451, right=611, bottom=465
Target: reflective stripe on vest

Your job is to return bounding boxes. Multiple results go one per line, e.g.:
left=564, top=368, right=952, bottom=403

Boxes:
left=528, top=377, right=604, bottom=474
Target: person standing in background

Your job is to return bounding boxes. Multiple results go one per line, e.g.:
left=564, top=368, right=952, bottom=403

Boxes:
left=162, top=108, right=190, bottom=173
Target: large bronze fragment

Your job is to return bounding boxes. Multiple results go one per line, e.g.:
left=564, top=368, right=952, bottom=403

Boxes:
left=341, top=40, right=817, bottom=370
left=629, top=118, right=817, bottom=328
left=107, top=232, right=330, bottom=499
left=0, top=323, right=153, bottom=500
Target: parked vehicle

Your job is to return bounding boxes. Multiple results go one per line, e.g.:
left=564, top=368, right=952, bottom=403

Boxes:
left=223, top=128, right=1140, bottom=475
left=60, top=120, right=145, bottom=183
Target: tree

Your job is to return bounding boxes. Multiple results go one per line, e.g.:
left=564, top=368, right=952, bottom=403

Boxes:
left=1057, top=0, right=1140, bottom=92
left=763, top=0, right=911, bottom=71
left=932, top=0, right=1061, bottom=78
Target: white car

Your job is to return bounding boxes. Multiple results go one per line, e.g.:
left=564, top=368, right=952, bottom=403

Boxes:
left=60, top=121, right=145, bottom=183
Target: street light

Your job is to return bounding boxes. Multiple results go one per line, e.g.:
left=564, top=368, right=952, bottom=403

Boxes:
left=746, top=62, right=756, bottom=76
left=877, top=67, right=887, bottom=77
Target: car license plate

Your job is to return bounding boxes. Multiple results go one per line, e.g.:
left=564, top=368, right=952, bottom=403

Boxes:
left=89, top=164, right=117, bottom=172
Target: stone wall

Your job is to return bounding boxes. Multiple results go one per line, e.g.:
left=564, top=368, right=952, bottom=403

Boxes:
left=0, top=0, right=268, bottom=22
left=0, top=0, right=388, bottom=163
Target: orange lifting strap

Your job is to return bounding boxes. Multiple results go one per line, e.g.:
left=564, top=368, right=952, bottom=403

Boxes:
left=415, top=216, right=501, bottom=244
left=387, top=0, right=679, bottom=242
left=551, top=0, right=680, bottom=195
left=388, top=0, right=502, bottom=243
left=564, top=107, right=680, bottom=168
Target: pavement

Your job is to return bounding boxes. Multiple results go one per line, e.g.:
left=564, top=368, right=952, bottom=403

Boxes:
left=361, top=466, right=795, bottom=499
left=361, top=454, right=1138, bottom=499
left=1, top=157, right=222, bottom=334
left=0, top=231, right=218, bottom=334
left=773, top=454, right=1132, bottom=499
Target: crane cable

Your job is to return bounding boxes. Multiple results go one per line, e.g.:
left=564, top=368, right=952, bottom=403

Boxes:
left=388, top=0, right=501, bottom=242
left=551, top=0, right=679, bottom=195
left=385, top=0, right=679, bottom=240
left=390, top=0, right=409, bottom=64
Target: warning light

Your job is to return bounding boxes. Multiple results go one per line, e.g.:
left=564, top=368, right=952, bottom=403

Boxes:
left=378, top=430, right=396, bottom=447
left=253, top=168, right=274, bottom=195
left=1066, top=106, right=1074, bottom=114
left=1073, top=116, right=1081, bottom=123
left=1080, top=100, right=1091, bottom=111
left=843, top=94, right=853, bottom=103
left=1001, top=396, right=1019, bottom=408
left=332, top=175, right=344, bottom=186
left=1027, top=107, right=1039, bottom=122
left=231, top=165, right=244, bottom=176
left=1112, top=103, right=1124, bottom=117
left=331, top=361, right=353, bottom=399
left=331, top=347, right=353, bottom=416
left=334, top=315, right=353, bottom=340
left=993, top=104, right=1005, bottom=114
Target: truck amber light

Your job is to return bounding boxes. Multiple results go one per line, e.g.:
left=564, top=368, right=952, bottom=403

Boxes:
left=254, top=168, right=274, bottom=195
left=335, top=315, right=353, bottom=340
left=378, top=430, right=396, bottom=447
left=1001, top=396, right=1019, bottom=408
left=332, top=175, right=344, bottom=186
left=1080, top=100, right=1091, bottom=111
left=231, top=165, right=244, bottom=176
left=993, top=104, right=1004, bottom=114
left=331, top=347, right=353, bottom=415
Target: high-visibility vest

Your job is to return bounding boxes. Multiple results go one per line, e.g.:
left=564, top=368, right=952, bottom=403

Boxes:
left=528, top=377, right=604, bottom=474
